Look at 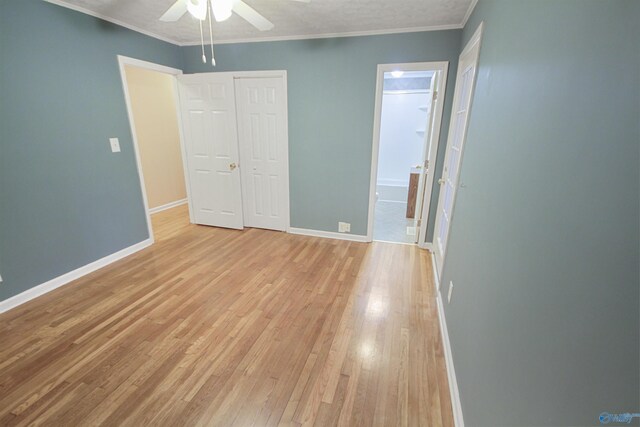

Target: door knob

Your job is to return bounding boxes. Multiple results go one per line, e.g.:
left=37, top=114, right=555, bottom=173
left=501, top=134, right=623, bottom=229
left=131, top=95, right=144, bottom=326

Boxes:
left=229, top=162, right=237, bottom=171
left=438, top=178, right=445, bottom=185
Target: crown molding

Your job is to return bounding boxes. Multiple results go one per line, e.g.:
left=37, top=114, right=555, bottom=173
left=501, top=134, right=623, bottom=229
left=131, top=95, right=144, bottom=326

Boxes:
left=43, top=0, right=182, bottom=45
left=461, top=0, right=479, bottom=27
left=181, top=24, right=463, bottom=46
left=44, top=0, right=471, bottom=47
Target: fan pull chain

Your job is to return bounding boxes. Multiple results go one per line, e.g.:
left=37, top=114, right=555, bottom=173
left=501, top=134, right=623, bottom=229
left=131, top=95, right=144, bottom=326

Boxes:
left=208, top=0, right=216, bottom=66
left=199, top=18, right=206, bottom=64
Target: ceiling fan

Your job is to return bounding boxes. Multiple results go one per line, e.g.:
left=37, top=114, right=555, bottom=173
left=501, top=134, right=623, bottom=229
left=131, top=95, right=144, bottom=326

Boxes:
left=160, top=0, right=310, bottom=32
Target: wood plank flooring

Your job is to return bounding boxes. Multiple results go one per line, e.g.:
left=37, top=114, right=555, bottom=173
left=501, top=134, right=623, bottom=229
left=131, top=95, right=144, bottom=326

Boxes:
left=0, top=205, right=454, bottom=426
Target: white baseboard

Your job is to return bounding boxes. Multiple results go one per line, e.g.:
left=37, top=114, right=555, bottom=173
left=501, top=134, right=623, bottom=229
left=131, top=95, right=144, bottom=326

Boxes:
left=432, top=254, right=464, bottom=427
left=0, top=238, right=153, bottom=314
left=430, top=251, right=440, bottom=291
left=149, top=198, right=188, bottom=215
left=288, top=227, right=368, bottom=243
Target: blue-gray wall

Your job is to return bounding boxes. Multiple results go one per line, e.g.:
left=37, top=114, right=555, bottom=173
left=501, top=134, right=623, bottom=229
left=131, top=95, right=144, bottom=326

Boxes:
left=0, top=3, right=460, bottom=302
left=4, top=3, right=636, bottom=425
left=182, top=31, right=461, bottom=237
left=441, top=1, right=640, bottom=426
left=0, top=1, right=183, bottom=301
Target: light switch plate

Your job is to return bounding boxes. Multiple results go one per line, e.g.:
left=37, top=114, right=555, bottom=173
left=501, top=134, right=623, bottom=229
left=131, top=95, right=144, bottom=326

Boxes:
left=109, top=137, right=121, bottom=153
left=338, top=222, right=351, bottom=233
left=447, top=281, right=454, bottom=303
left=0, top=274, right=3, bottom=284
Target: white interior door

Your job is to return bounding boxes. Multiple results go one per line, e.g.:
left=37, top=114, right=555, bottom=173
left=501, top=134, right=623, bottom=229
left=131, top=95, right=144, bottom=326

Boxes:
left=413, top=71, right=440, bottom=243
left=234, top=77, right=289, bottom=231
left=177, top=73, right=244, bottom=229
left=433, top=26, right=483, bottom=278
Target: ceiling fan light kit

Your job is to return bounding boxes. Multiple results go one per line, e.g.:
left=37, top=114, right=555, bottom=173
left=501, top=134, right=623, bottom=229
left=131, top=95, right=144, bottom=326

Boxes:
left=211, top=0, right=235, bottom=22
left=186, top=0, right=207, bottom=20
left=160, top=0, right=310, bottom=66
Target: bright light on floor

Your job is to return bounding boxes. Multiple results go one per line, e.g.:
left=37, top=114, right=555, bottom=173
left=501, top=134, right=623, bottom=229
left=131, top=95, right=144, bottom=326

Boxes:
left=359, top=341, right=375, bottom=359
left=366, top=295, right=388, bottom=318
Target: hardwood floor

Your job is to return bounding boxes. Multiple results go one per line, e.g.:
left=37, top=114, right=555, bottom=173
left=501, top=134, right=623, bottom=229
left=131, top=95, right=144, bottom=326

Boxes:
left=0, top=205, right=454, bottom=426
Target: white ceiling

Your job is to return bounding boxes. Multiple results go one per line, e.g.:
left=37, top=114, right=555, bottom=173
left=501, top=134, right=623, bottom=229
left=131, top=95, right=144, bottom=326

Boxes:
left=46, top=0, right=476, bottom=45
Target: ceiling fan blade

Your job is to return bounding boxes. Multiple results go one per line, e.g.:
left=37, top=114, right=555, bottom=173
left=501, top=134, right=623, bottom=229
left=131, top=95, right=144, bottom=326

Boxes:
left=232, top=1, right=274, bottom=31
left=160, top=0, right=188, bottom=22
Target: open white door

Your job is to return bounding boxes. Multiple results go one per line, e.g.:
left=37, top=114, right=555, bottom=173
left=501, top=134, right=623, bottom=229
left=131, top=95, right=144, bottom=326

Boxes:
left=413, top=71, right=440, bottom=243
left=433, top=24, right=483, bottom=277
left=177, top=73, right=244, bottom=229
left=234, top=76, right=289, bottom=231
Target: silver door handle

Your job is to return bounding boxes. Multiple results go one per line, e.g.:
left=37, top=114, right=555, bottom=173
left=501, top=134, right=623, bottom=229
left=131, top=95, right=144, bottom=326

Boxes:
left=438, top=178, right=445, bottom=184
left=229, top=163, right=237, bottom=171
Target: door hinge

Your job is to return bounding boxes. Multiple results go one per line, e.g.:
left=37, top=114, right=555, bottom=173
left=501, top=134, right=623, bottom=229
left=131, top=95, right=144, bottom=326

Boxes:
left=433, top=90, right=438, bottom=101
left=416, top=219, right=422, bottom=227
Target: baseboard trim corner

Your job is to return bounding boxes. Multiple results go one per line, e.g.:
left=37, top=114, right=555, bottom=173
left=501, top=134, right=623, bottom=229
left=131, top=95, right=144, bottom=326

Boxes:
left=288, top=227, right=368, bottom=243
left=419, top=241, right=434, bottom=251
left=0, top=238, right=153, bottom=314
left=432, top=257, right=464, bottom=426
left=149, top=198, right=188, bottom=215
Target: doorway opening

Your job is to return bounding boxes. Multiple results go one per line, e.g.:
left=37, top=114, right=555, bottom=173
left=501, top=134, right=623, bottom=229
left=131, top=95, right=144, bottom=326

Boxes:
left=367, top=62, right=449, bottom=246
left=118, top=56, right=188, bottom=242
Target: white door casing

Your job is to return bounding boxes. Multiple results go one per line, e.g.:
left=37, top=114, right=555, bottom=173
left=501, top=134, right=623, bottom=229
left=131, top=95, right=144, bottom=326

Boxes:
left=117, top=55, right=184, bottom=242
left=234, top=76, right=289, bottom=231
left=177, top=73, right=244, bottom=229
left=433, top=23, right=484, bottom=278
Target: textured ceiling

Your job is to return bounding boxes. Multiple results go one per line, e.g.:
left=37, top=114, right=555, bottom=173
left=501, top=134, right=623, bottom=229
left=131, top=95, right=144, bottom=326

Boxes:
left=48, top=0, right=475, bottom=45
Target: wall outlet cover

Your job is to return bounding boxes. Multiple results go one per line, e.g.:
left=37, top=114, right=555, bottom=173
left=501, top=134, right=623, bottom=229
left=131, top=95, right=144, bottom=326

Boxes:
left=109, top=137, right=121, bottom=153
left=338, top=222, right=351, bottom=233
left=447, top=281, right=454, bottom=303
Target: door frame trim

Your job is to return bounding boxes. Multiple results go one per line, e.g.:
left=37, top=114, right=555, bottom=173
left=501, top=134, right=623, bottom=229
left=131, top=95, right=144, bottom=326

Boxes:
left=366, top=61, right=450, bottom=246
left=117, top=55, right=185, bottom=242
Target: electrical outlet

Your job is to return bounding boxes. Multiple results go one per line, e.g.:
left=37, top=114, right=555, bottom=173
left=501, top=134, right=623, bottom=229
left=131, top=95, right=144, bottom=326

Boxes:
left=338, top=222, right=351, bottom=233
left=109, top=137, right=121, bottom=153
left=447, top=281, right=454, bottom=303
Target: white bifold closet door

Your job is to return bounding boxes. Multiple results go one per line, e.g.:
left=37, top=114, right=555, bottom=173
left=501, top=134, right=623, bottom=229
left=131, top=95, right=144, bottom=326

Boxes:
left=177, top=73, right=289, bottom=232
left=177, top=73, right=244, bottom=229
left=234, top=77, right=289, bottom=232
